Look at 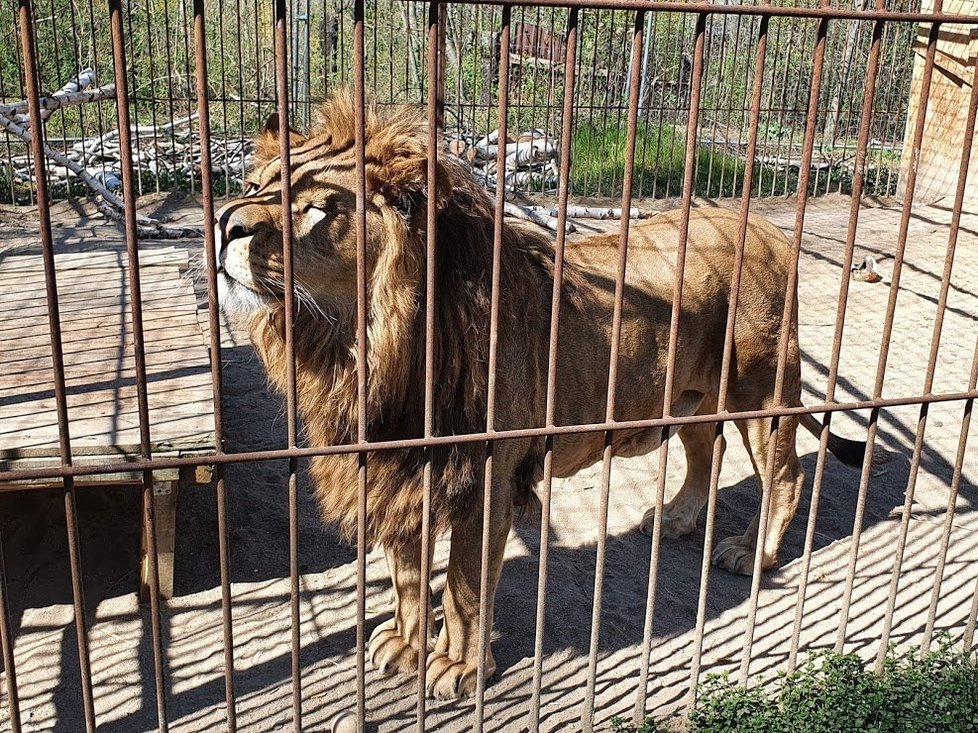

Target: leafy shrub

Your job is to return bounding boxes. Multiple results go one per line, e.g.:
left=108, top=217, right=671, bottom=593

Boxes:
left=615, top=638, right=978, bottom=733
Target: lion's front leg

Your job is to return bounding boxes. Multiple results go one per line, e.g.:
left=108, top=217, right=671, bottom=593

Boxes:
left=425, top=490, right=513, bottom=700
left=369, top=540, right=435, bottom=677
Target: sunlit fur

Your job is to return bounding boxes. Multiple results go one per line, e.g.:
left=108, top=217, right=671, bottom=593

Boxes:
left=219, top=95, right=588, bottom=549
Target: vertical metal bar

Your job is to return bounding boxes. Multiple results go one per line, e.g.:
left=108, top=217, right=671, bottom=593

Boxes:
left=835, top=0, right=945, bottom=654
left=352, top=3, right=369, bottom=730
left=217, top=0, right=231, bottom=194
left=273, top=0, right=302, bottom=728
left=964, top=573, right=978, bottom=652
left=142, top=0, right=163, bottom=195
left=473, top=5, right=511, bottom=729
left=686, top=2, right=770, bottom=708
left=529, top=8, right=578, bottom=732
left=415, top=4, right=441, bottom=730
left=436, top=3, right=447, bottom=134
left=18, top=1, right=92, bottom=730
left=876, top=50, right=978, bottom=672
left=108, top=0, right=169, bottom=727
left=581, top=11, right=644, bottom=733
left=788, top=0, right=886, bottom=675
left=123, top=0, right=143, bottom=198
left=192, top=1, right=237, bottom=728
left=739, top=0, right=831, bottom=684
left=632, top=10, right=706, bottom=724
left=179, top=0, right=196, bottom=194
left=234, top=0, right=246, bottom=189
left=0, top=531, right=19, bottom=733
left=921, top=351, right=978, bottom=655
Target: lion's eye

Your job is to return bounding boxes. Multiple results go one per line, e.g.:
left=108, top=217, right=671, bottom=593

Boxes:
left=306, top=203, right=335, bottom=226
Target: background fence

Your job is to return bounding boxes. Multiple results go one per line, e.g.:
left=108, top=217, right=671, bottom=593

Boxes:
left=0, top=0, right=919, bottom=204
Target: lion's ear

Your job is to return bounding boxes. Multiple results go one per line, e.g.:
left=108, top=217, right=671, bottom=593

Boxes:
left=372, top=149, right=453, bottom=217
left=253, top=112, right=306, bottom=166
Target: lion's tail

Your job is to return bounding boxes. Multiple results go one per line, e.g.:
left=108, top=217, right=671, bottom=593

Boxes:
left=798, top=412, right=866, bottom=468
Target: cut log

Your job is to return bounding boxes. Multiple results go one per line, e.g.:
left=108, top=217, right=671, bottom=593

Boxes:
left=504, top=202, right=575, bottom=234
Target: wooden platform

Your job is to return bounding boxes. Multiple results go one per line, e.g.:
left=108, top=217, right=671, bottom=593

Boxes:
left=0, top=246, right=216, bottom=599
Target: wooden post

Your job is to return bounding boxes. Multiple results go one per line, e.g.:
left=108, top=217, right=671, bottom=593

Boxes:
left=140, top=481, right=179, bottom=601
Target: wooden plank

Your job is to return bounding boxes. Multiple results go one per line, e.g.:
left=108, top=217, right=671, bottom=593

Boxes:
left=0, top=248, right=215, bottom=465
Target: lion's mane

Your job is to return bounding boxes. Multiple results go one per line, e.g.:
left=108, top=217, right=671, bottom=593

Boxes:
left=247, top=95, right=590, bottom=548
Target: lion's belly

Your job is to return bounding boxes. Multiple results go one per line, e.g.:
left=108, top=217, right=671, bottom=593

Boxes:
left=549, top=389, right=705, bottom=478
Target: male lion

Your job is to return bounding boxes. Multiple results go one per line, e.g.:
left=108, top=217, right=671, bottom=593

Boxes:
left=215, top=95, right=863, bottom=700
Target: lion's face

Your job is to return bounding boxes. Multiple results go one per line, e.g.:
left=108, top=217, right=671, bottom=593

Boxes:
left=215, top=101, right=446, bottom=317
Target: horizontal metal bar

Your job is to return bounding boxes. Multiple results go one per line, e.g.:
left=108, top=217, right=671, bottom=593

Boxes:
left=437, top=0, right=978, bottom=24
left=4, top=389, right=977, bottom=484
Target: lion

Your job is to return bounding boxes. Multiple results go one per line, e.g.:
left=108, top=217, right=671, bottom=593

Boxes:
left=214, top=94, right=864, bottom=700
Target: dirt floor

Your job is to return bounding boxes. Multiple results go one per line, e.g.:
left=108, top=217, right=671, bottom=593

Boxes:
left=0, top=192, right=976, bottom=732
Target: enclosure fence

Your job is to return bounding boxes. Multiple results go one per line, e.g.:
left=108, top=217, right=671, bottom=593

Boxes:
left=1, top=0, right=978, bottom=732
left=1, top=0, right=922, bottom=202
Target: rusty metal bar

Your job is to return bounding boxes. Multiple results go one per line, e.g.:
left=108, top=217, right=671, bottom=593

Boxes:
left=5, top=390, right=978, bottom=487
left=788, top=0, right=887, bottom=675
left=272, top=0, right=302, bottom=727
left=686, top=2, right=771, bottom=706
left=0, top=531, right=19, bottom=733
left=920, top=349, right=978, bottom=655
left=965, top=573, right=978, bottom=652
left=835, top=0, right=945, bottom=654
left=415, top=3, right=441, bottom=728
left=529, top=7, right=579, bottom=730
left=740, top=0, right=831, bottom=685
left=444, top=0, right=978, bottom=24
left=15, top=2, right=94, bottom=730
left=582, top=11, right=645, bottom=733
left=192, top=0, right=237, bottom=726
left=108, top=0, right=170, bottom=725
left=473, top=4, right=511, bottom=728
left=633, top=10, right=707, bottom=723
left=877, top=47, right=978, bottom=672
left=353, top=2, right=369, bottom=730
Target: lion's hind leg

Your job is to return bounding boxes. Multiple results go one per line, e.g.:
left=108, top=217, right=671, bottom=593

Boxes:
left=368, top=540, right=435, bottom=677
left=712, top=414, right=804, bottom=575
left=639, top=393, right=718, bottom=539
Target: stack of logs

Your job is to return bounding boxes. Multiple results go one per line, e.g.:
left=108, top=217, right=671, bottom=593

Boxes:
left=0, top=68, right=202, bottom=237
left=1, top=69, right=647, bottom=237
left=449, top=127, right=560, bottom=194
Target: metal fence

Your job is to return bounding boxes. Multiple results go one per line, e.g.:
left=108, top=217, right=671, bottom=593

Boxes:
left=1, top=0, right=978, bottom=732
left=0, top=0, right=920, bottom=203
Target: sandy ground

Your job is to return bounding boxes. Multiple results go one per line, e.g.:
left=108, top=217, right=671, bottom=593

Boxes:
left=0, top=193, right=976, bottom=732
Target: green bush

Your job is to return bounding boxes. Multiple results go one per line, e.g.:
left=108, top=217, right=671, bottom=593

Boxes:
left=615, top=638, right=978, bottom=733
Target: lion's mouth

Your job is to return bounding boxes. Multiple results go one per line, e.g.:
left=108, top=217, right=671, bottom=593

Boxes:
left=217, top=265, right=276, bottom=314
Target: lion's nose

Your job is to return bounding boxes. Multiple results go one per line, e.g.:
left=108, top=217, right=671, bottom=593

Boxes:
left=223, top=209, right=257, bottom=243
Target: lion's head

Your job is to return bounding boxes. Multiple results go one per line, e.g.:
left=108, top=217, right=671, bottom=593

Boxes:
left=215, top=98, right=455, bottom=318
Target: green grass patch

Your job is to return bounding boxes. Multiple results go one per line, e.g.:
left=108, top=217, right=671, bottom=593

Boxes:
left=569, top=123, right=901, bottom=199
left=570, top=122, right=788, bottom=199
left=614, top=638, right=978, bottom=733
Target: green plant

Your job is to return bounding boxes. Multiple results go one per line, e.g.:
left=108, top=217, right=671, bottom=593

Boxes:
left=618, top=637, right=978, bottom=733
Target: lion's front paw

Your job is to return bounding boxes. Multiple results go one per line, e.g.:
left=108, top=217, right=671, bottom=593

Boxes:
left=424, top=651, right=493, bottom=700
left=712, top=536, right=774, bottom=575
left=368, top=618, right=423, bottom=676
left=639, top=505, right=697, bottom=539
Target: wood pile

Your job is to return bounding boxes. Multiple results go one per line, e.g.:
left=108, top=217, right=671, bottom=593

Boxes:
left=449, top=127, right=560, bottom=194
left=1, top=69, right=208, bottom=238
left=2, top=72, right=650, bottom=237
